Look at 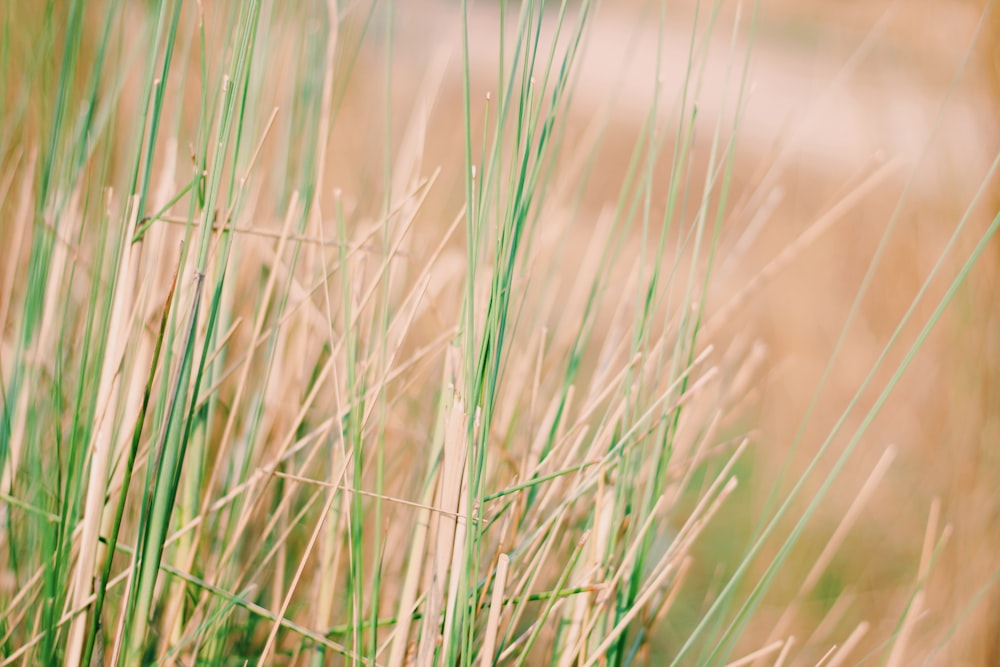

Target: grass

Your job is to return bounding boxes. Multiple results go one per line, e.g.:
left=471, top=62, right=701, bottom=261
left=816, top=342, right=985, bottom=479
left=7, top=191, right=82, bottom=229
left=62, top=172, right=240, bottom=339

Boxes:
left=0, top=0, right=998, bottom=665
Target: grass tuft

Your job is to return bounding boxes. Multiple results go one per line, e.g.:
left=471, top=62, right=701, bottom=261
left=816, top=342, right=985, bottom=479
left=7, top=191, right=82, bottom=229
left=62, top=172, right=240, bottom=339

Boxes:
left=1, top=1, right=998, bottom=665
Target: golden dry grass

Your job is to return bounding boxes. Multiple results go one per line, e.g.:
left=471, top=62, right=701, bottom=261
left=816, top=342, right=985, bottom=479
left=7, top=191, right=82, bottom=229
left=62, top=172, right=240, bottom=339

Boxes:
left=1, top=0, right=998, bottom=664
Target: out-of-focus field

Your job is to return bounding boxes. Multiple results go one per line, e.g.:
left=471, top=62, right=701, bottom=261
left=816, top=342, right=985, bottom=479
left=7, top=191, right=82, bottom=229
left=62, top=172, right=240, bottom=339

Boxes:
left=373, top=0, right=1000, bottom=661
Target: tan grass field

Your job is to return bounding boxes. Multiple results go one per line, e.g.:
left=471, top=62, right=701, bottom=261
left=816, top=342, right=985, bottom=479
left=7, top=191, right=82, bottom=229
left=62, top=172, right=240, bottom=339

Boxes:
left=1, top=0, right=998, bottom=664
left=380, top=2, right=1000, bottom=659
